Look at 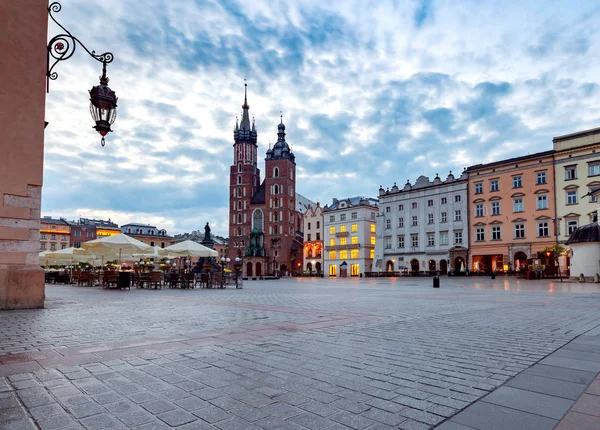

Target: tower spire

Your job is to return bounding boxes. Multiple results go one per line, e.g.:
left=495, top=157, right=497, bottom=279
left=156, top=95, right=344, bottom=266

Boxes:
left=240, top=79, right=251, bottom=130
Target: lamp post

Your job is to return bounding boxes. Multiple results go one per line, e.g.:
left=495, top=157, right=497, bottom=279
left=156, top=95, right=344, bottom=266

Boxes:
left=233, top=257, right=242, bottom=289
left=46, top=2, right=118, bottom=147
left=220, top=257, right=230, bottom=288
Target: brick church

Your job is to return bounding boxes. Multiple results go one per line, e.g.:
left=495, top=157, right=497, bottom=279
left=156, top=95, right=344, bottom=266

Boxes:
left=227, top=84, right=304, bottom=276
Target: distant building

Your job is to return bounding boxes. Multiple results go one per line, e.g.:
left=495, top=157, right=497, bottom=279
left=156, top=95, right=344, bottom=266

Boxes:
left=374, top=172, right=468, bottom=274
left=94, top=219, right=121, bottom=238
left=121, top=223, right=174, bottom=248
left=323, top=197, right=379, bottom=277
left=173, top=230, right=229, bottom=260
left=303, top=203, right=324, bottom=274
left=68, top=218, right=97, bottom=248
left=40, top=217, right=70, bottom=251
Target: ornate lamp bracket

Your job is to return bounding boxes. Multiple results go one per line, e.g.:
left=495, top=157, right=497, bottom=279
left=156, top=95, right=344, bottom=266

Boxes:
left=46, top=2, right=114, bottom=93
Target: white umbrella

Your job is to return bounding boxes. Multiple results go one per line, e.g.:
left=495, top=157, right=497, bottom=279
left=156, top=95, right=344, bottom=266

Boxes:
left=132, top=246, right=177, bottom=259
left=161, top=240, right=217, bottom=258
left=82, top=234, right=153, bottom=264
left=460, top=260, right=466, bottom=273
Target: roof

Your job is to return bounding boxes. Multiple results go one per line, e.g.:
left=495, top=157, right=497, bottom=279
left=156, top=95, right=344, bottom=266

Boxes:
left=553, top=126, right=600, bottom=143
left=41, top=217, right=69, bottom=225
left=121, top=223, right=158, bottom=228
left=324, top=196, right=379, bottom=211
left=296, top=193, right=316, bottom=214
left=465, top=150, right=554, bottom=172
left=250, top=182, right=266, bottom=205
left=566, top=223, right=600, bottom=244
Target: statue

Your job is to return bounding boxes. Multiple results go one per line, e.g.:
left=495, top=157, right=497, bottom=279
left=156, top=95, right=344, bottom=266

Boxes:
left=204, top=222, right=212, bottom=241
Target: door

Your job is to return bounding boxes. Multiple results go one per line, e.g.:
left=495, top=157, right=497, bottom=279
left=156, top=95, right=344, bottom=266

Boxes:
left=440, top=259, right=448, bottom=274
left=246, top=262, right=253, bottom=277
left=329, top=264, right=337, bottom=276
left=256, top=262, right=262, bottom=276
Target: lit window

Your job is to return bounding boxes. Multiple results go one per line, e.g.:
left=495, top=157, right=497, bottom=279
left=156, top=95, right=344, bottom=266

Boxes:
left=476, top=228, right=485, bottom=242
left=566, top=190, right=578, bottom=205
left=370, top=224, right=376, bottom=233
left=328, top=251, right=336, bottom=260
left=536, top=171, right=547, bottom=184
left=491, top=226, right=502, bottom=240
left=514, top=223, right=525, bottom=239
left=340, top=225, right=347, bottom=232
left=329, top=226, right=335, bottom=235
left=351, top=223, right=358, bottom=232
left=340, top=250, right=348, bottom=259
left=397, top=236, right=404, bottom=248
left=340, top=237, right=347, bottom=245
left=351, top=236, right=358, bottom=244
left=538, top=222, right=549, bottom=237
left=329, top=238, right=335, bottom=246
left=350, top=249, right=359, bottom=259
left=370, top=249, right=374, bottom=259
left=370, top=236, right=376, bottom=245
left=474, top=183, right=483, bottom=194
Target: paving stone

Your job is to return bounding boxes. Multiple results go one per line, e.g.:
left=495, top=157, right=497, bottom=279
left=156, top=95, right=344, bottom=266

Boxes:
left=482, top=386, right=574, bottom=420
left=330, top=410, right=376, bottom=429
left=67, top=401, right=106, bottom=419
left=115, top=408, right=155, bottom=427
left=91, top=391, right=124, bottom=405
left=288, top=411, right=334, bottom=430
left=555, top=411, right=600, bottom=430
left=397, top=418, right=431, bottom=430
left=193, top=405, right=232, bottom=423
left=436, top=422, right=479, bottom=430
left=141, top=399, right=177, bottom=415
left=80, top=413, right=127, bottom=429
left=35, top=412, right=79, bottom=430
left=452, top=401, right=558, bottom=430
left=157, top=408, right=197, bottom=426
left=260, top=401, right=304, bottom=419
left=175, top=396, right=211, bottom=412
left=506, top=373, right=587, bottom=400
left=571, top=393, right=600, bottom=417
left=524, top=364, right=597, bottom=385
left=361, top=407, right=406, bottom=426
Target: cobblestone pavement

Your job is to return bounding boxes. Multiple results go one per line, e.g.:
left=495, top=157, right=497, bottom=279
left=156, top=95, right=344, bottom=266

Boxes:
left=2, top=277, right=600, bottom=429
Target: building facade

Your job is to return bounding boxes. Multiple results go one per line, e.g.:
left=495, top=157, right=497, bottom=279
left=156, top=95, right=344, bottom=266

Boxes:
left=121, top=223, right=173, bottom=248
left=93, top=219, right=121, bottom=238
left=226, top=85, right=303, bottom=276
left=466, top=151, right=556, bottom=273
left=68, top=218, right=97, bottom=248
left=303, top=203, right=324, bottom=274
left=374, top=172, right=469, bottom=274
left=553, top=127, right=600, bottom=244
left=323, top=197, right=378, bottom=277
left=40, top=217, right=70, bottom=251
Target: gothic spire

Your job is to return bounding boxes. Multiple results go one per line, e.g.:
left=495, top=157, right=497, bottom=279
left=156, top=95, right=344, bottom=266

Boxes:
left=240, top=79, right=251, bottom=130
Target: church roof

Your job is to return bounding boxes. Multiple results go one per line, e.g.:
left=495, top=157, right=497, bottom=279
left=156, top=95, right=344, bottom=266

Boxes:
left=250, top=182, right=266, bottom=205
left=567, top=222, right=600, bottom=244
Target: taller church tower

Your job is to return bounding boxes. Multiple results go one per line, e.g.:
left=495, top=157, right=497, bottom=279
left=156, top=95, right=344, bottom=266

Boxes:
left=229, top=83, right=260, bottom=254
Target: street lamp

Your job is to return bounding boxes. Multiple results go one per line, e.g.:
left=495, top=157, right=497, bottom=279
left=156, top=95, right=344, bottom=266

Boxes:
left=47, top=2, right=118, bottom=147
left=233, top=257, right=243, bottom=289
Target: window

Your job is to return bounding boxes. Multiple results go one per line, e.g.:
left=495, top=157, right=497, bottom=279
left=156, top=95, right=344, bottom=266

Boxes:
left=384, top=238, right=391, bottom=249
left=538, top=221, right=549, bottom=237
left=440, top=232, right=448, bottom=245
left=567, top=220, right=578, bottom=235
left=308, top=222, right=311, bottom=230
left=475, top=204, right=484, bottom=217
left=273, top=167, right=279, bottom=177
left=51, top=225, right=56, bottom=229
left=75, top=231, right=81, bottom=237
left=537, top=194, right=548, bottom=210
left=412, top=216, right=418, bottom=226
left=350, top=249, right=359, bottom=259
left=428, top=200, right=434, bottom=207
left=491, top=226, right=501, bottom=240
left=513, top=198, right=524, bottom=213
left=351, top=212, right=357, bottom=219
left=340, top=214, right=347, bottom=221
left=370, top=249, right=375, bottom=259
left=61, top=244, right=67, bottom=249
left=50, top=243, right=56, bottom=250
left=590, top=188, right=598, bottom=203
left=340, top=225, right=347, bottom=232
left=74, top=241, right=82, bottom=248
left=411, top=234, right=419, bottom=247
left=329, top=215, right=335, bottom=222
left=427, top=233, right=435, bottom=246
left=273, top=185, right=279, bottom=195
left=428, top=214, right=434, bottom=224
left=512, top=176, right=522, bottom=188
left=371, top=212, right=376, bottom=219
left=398, top=236, right=405, bottom=248
left=329, top=238, right=335, bottom=246
left=86, top=232, right=92, bottom=238
left=565, top=166, right=577, bottom=180
left=386, top=219, right=391, bottom=229
left=455, top=195, right=461, bottom=202
left=61, top=235, right=66, bottom=241
left=307, top=233, right=311, bottom=241
left=41, top=233, right=46, bottom=239
left=441, top=212, right=447, bottom=223
left=351, top=223, right=358, bottom=232
left=474, top=183, right=483, bottom=194
left=51, top=234, right=56, bottom=240
left=441, top=197, right=447, bottom=205
left=328, top=251, right=336, bottom=260
left=399, top=204, right=404, bottom=210
left=412, top=202, right=417, bottom=209
left=454, top=210, right=462, bottom=221
left=589, top=163, right=600, bottom=177
left=454, top=231, right=463, bottom=244
left=490, top=179, right=499, bottom=192
left=566, top=190, right=578, bottom=205
left=351, top=236, right=358, bottom=244
left=370, top=224, right=376, bottom=233
left=491, top=201, right=500, bottom=215
left=398, top=217, right=404, bottom=228
left=40, top=243, right=46, bottom=250
left=340, top=250, right=348, bottom=259
left=536, top=171, right=547, bottom=184
left=476, top=227, right=485, bottom=242
left=370, top=236, right=376, bottom=245
left=316, top=233, right=320, bottom=240
left=514, top=223, right=525, bottom=239
left=385, top=206, right=390, bottom=213
left=317, top=221, right=320, bottom=228
left=329, top=226, right=335, bottom=235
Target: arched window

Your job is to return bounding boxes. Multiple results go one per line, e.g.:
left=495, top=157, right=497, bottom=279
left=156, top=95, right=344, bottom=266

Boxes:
left=237, top=201, right=242, bottom=210
left=127, top=228, right=131, bottom=233
left=237, top=175, right=242, bottom=185
left=273, top=167, right=279, bottom=178
left=237, top=214, right=242, bottom=224
left=238, top=164, right=242, bottom=173
left=252, top=209, right=264, bottom=232
left=237, top=227, right=241, bottom=236
left=274, top=184, right=279, bottom=195
left=237, top=187, right=242, bottom=197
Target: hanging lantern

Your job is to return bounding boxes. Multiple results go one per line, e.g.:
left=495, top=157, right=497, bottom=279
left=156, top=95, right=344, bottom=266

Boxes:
left=89, top=62, right=117, bottom=146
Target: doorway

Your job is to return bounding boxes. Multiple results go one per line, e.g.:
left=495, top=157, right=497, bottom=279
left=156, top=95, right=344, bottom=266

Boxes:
left=440, top=259, right=448, bottom=274
left=410, top=259, right=419, bottom=273
left=246, top=262, right=253, bottom=277
left=256, top=262, right=262, bottom=276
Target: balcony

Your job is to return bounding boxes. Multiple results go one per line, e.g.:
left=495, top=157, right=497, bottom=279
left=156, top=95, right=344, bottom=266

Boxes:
left=335, top=231, right=349, bottom=237
left=325, top=244, right=360, bottom=251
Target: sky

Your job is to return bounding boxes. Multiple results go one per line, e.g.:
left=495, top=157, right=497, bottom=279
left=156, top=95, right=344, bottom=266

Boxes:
left=43, top=0, right=600, bottom=236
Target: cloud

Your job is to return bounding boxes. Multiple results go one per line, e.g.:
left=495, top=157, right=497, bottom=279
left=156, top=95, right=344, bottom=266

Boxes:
left=43, top=0, right=600, bottom=236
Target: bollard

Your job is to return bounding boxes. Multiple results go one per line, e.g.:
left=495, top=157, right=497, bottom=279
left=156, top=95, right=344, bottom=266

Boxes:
left=433, top=276, right=440, bottom=288
left=491, top=271, right=496, bottom=280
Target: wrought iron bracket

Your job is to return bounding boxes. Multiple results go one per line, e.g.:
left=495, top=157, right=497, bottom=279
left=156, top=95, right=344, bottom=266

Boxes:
left=46, top=2, right=114, bottom=93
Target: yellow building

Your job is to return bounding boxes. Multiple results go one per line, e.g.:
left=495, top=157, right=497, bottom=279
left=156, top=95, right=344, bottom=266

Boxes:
left=553, top=127, right=600, bottom=244
left=40, top=217, right=70, bottom=251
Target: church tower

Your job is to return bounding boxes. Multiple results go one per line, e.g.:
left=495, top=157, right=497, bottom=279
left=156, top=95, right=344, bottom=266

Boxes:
left=229, top=83, right=260, bottom=256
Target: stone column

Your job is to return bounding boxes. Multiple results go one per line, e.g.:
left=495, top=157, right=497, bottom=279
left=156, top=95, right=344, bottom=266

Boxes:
left=0, top=1, right=48, bottom=309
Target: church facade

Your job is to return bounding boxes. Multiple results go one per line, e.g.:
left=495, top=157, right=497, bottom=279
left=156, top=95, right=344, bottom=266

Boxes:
left=226, top=85, right=303, bottom=276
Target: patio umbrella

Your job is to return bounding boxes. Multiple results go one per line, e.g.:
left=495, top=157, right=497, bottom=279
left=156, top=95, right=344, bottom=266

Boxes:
left=161, top=240, right=218, bottom=258
left=460, top=260, right=466, bottom=273
left=40, top=247, right=93, bottom=265
left=82, top=234, right=153, bottom=264
left=132, top=246, right=177, bottom=259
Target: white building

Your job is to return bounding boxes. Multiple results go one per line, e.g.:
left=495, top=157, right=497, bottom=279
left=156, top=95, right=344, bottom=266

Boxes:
left=567, top=188, right=600, bottom=279
left=323, top=197, right=379, bottom=277
left=373, top=172, right=469, bottom=274
left=303, top=203, right=324, bottom=274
